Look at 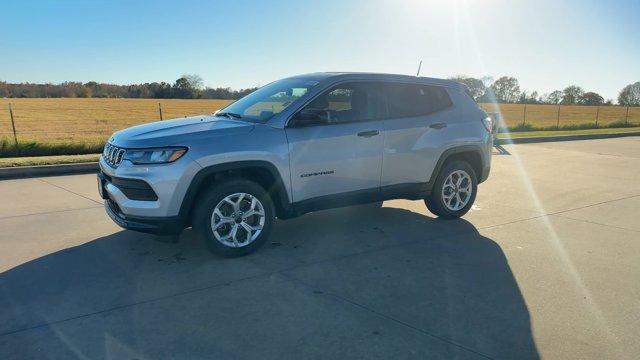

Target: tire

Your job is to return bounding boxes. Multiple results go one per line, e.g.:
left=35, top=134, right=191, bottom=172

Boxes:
left=425, top=160, right=477, bottom=219
left=193, top=178, right=275, bottom=257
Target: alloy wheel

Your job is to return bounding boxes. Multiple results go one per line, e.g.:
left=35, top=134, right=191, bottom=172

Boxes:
left=210, top=192, right=265, bottom=248
left=441, top=170, right=473, bottom=211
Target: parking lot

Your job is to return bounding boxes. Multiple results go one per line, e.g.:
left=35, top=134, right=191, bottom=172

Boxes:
left=1, top=137, right=639, bottom=359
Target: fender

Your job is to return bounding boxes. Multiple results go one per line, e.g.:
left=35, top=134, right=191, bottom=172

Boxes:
left=177, top=160, right=291, bottom=221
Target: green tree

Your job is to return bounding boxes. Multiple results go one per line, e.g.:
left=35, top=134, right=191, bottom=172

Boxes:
left=78, top=86, right=92, bottom=98
left=561, top=85, right=584, bottom=105
left=172, top=74, right=204, bottom=99
left=449, top=76, right=485, bottom=101
left=543, top=90, right=563, bottom=104
left=518, top=90, right=539, bottom=104
left=618, top=82, right=640, bottom=106
left=0, top=81, right=7, bottom=97
left=184, top=74, right=204, bottom=90
left=580, top=92, right=604, bottom=106
left=490, top=76, right=521, bottom=103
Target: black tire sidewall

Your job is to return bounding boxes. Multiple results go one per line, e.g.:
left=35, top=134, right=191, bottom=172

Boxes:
left=427, top=161, right=478, bottom=219
left=194, top=179, right=275, bottom=257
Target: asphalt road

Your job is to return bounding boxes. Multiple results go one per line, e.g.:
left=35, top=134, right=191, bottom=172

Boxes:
left=1, top=137, right=639, bottom=359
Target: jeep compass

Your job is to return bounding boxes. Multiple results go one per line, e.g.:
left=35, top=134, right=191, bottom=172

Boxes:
left=98, top=72, right=493, bottom=256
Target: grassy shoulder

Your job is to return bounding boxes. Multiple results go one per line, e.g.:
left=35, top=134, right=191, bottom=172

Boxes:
left=0, top=139, right=104, bottom=158
left=498, top=126, right=640, bottom=139
left=0, top=154, right=100, bottom=168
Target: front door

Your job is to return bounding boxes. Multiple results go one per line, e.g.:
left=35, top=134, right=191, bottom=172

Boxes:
left=285, top=81, right=387, bottom=202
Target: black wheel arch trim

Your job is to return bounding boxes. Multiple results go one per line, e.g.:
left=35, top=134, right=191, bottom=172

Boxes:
left=178, top=160, right=291, bottom=222
left=169, top=149, right=487, bottom=231
left=429, top=145, right=488, bottom=185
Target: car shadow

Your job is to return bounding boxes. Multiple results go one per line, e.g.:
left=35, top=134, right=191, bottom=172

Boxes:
left=0, top=204, right=539, bottom=359
left=493, top=144, right=511, bottom=155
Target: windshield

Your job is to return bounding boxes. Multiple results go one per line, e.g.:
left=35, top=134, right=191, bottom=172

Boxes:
left=218, top=79, right=320, bottom=122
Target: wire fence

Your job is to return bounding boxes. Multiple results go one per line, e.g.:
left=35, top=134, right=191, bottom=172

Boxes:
left=0, top=98, right=233, bottom=145
left=1, top=98, right=639, bottom=146
left=479, top=103, right=640, bottom=129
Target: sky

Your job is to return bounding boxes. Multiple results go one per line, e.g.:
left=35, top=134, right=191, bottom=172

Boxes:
left=1, top=0, right=639, bottom=100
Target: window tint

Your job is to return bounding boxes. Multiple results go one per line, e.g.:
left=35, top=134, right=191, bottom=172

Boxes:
left=296, top=82, right=386, bottom=125
left=386, top=83, right=453, bottom=118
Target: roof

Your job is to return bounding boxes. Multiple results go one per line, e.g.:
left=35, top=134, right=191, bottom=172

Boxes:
left=286, top=72, right=465, bottom=89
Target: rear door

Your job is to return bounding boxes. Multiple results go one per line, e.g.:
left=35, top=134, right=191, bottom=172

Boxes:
left=285, top=81, right=387, bottom=202
left=381, top=82, right=457, bottom=187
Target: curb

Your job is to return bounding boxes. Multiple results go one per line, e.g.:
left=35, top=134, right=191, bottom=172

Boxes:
left=495, top=131, right=640, bottom=145
left=0, top=162, right=99, bottom=180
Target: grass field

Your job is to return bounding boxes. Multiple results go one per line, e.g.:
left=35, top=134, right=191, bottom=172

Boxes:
left=0, top=98, right=233, bottom=144
left=0, top=98, right=639, bottom=157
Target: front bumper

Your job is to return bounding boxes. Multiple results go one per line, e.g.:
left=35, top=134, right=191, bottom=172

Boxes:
left=98, top=153, right=201, bottom=234
left=98, top=155, right=200, bottom=218
left=104, top=196, right=185, bottom=235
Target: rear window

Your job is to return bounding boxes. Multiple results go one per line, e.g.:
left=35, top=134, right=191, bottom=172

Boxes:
left=386, top=83, right=453, bottom=118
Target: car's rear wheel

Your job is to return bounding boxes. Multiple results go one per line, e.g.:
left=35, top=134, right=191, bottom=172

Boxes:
left=425, top=160, right=477, bottom=219
left=193, top=179, right=275, bottom=257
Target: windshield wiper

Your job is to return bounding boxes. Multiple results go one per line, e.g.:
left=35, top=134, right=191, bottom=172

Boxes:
left=216, top=112, right=243, bottom=119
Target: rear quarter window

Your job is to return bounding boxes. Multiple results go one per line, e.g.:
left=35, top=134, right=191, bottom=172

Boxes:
left=386, top=83, right=453, bottom=118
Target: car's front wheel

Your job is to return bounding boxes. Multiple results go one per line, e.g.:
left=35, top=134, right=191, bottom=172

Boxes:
left=193, top=179, right=275, bottom=257
left=425, top=160, right=477, bottom=219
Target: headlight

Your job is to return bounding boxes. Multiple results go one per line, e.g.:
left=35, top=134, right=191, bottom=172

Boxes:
left=123, top=147, right=188, bottom=164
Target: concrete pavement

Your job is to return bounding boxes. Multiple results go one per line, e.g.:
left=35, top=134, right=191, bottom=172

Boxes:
left=1, top=137, right=639, bottom=359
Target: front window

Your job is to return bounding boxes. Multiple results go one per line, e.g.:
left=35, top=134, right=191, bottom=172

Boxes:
left=218, top=79, right=319, bottom=122
left=291, top=81, right=387, bottom=126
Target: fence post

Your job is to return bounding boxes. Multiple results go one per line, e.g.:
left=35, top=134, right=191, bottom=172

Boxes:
left=158, top=103, right=163, bottom=120
left=522, top=104, right=527, bottom=126
left=595, top=106, right=600, bottom=127
left=625, top=106, right=630, bottom=125
left=556, top=105, right=561, bottom=129
left=8, top=103, right=18, bottom=146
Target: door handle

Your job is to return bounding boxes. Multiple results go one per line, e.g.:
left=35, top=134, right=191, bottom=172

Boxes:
left=429, top=122, right=447, bottom=129
left=357, top=130, right=379, bottom=138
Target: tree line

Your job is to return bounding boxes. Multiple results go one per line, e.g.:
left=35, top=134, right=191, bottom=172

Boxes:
left=0, top=74, right=257, bottom=100
left=450, top=76, right=640, bottom=106
left=2, top=73, right=639, bottom=106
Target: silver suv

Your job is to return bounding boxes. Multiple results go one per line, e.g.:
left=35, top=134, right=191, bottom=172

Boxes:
left=98, top=73, right=493, bottom=256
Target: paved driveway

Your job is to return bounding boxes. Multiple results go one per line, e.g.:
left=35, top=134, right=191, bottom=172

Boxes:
left=1, top=137, right=639, bottom=359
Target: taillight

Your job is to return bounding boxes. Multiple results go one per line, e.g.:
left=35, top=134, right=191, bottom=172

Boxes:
left=481, top=116, right=493, bottom=133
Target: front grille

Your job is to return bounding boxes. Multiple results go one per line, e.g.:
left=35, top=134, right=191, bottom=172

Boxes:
left=103, top=143, right=126, bottom=167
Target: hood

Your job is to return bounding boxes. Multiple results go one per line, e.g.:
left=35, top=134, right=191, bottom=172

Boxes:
left=109, top=115, right=254, bottom=148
